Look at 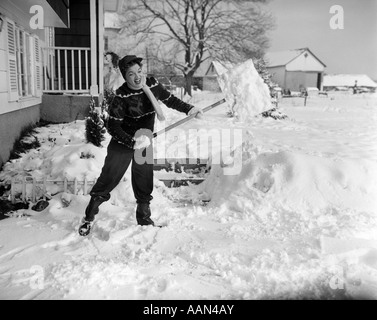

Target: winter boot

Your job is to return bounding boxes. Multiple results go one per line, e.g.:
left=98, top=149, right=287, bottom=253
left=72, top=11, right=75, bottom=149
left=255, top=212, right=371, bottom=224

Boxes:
left=78, top=195, right=108, bottom=236
left=136, top=203, right=155, bottom=226
left=78, top=218, right=94, bottom=236
left=84, top=195, right=108, bottom=220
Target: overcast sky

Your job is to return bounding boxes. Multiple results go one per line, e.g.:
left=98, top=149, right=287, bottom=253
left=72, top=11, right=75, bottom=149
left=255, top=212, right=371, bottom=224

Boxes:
left=263, top=0, right=377, bottom=80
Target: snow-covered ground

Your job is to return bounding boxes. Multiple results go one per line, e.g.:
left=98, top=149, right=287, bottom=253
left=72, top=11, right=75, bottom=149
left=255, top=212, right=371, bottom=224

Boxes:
left=0, top=90, right=377, bottom=300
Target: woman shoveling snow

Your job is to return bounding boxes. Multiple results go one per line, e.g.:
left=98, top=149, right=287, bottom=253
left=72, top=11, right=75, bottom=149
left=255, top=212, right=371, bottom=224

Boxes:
left=79, top=55, right=203, bottom=236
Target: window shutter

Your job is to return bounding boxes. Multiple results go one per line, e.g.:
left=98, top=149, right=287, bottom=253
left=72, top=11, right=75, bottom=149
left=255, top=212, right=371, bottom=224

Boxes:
left=34, top=37, right=42, bottom=97
left=6, top=20, right=18, bottom=102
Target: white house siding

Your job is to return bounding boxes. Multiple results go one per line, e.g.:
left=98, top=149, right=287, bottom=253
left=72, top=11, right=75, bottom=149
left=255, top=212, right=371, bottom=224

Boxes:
left=268, top=66, right=285, bottom=88
left=0, top=25, right=7, bottom=103
left=0, top=17, right=44, bottom=115
left=203, top=76, right=221, bottom=91
left=285, top=71, right=306, bottom=91
left=0, top=14, right=44, bottom=167
left=0, top=104, right=40, bottom=168
left=285, top=71, right=319, bottom=91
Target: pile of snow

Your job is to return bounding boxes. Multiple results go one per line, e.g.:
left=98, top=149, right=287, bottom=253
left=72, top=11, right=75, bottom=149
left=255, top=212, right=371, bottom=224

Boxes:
left=215, top=59, right=272, bottom=121
left=0, top=122, right=107, bottom=183
left=203, top=142, right=377, bottom=215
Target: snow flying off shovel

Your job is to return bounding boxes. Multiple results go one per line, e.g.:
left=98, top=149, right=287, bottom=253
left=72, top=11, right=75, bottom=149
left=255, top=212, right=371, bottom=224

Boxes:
left=152, top=58, right=273, bottom=139
left=153, top=98, right=226, bottom=138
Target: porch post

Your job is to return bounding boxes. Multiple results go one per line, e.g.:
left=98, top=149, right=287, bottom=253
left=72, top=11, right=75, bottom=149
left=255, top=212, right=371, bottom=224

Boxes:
left=98, top=0, right=104, bottom=95
left=90, top=0, right=98, bottom=96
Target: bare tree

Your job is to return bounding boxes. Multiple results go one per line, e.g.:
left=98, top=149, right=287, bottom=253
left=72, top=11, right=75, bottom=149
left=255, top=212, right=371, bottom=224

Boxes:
left=120, top=0, right=274, bottom=96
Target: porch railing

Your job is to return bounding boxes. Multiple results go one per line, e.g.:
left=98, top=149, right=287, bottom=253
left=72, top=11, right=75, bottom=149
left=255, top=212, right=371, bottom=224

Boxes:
left=42, top=46, right=91, bottom=93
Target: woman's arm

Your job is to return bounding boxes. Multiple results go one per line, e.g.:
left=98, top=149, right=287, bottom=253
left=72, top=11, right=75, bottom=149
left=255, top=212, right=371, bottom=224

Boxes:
left=106, top=96, right=135, bottom=148
left=149, top=77, right=194, bottom=115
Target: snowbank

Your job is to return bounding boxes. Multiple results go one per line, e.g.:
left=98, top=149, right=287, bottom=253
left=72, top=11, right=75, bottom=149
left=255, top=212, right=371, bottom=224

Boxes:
left=204, top=142, right=377, bottom=215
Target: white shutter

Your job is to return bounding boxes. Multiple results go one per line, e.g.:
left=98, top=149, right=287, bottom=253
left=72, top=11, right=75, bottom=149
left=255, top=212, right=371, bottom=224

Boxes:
left=6, top=20, right=18, bottom=102
left=34, top=36, right=42, bottom=97
left=28, top=35, right=35, bottom=96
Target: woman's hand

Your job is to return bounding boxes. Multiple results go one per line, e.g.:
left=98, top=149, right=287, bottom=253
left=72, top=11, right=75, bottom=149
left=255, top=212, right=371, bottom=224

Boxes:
left=188, top=106, right=204, bottom=119
left=133, top=135, right=151, bottom=149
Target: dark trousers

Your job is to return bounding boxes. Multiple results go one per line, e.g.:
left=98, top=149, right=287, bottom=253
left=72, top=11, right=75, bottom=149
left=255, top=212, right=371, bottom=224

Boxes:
left=85, top=139, right=153, bottom=221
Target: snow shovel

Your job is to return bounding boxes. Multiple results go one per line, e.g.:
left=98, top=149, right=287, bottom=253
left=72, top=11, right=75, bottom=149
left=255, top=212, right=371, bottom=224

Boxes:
left=153, top=98, right=226, bottom=138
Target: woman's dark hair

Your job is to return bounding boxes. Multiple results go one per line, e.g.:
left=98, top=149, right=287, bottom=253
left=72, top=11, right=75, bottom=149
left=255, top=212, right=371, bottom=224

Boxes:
left=105, top=51, right=120, bottom=68
left=119, top=60, right=143, bottom=80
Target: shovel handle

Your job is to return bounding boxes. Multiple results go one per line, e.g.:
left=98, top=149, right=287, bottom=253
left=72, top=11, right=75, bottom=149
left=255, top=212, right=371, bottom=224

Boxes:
left=153, top=98, right=226, bottom=138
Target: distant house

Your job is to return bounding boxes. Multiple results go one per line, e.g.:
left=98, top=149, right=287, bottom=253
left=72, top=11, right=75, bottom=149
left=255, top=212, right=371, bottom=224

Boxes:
left=0, top=0, right=125, bottom=168
left=323, top=74, right=377, bottom=93
left=265, top=48, right=326, bottom=92
left=104, top=11, right=123, bottom=53
left=194, top=59, right=234, bottom=92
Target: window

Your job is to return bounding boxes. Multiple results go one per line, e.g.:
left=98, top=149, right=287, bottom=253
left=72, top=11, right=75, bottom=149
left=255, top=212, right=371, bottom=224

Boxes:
left=7, top=19, right=42, bottom=102
left=16, top=29, right=33, bottom=97
left=104, top=36, right=109, bottom=52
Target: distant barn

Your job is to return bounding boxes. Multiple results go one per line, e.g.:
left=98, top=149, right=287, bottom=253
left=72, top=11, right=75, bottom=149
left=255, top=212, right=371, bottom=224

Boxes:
left=265, top=48, right=326, bottom=92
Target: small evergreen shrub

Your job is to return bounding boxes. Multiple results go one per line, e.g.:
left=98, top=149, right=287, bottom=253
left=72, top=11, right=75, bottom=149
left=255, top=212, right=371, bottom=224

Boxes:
left=85, top=96, right=106, bottom=147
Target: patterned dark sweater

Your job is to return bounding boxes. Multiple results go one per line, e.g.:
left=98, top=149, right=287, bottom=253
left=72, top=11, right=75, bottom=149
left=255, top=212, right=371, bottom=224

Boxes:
left=107, top=77, right=194, bottom=148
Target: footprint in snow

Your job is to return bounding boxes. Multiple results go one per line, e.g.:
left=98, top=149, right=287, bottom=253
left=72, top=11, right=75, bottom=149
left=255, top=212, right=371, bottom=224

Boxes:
left=91, top=224, right=111, bottom=242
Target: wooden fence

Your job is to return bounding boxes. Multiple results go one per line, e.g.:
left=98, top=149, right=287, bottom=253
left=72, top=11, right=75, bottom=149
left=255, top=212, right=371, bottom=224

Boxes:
left=9, top=159, right=209, bottom=203
left=10, top=176, right=96, bottom=204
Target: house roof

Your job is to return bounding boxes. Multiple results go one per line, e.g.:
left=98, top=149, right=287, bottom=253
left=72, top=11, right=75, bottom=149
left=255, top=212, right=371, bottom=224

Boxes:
left=191, top=57, right=234, bottom=77
left=193, top=60, right=234, bottom=77
left=210, top=61, right=234, bottom=76
left=0, top=0, right=69, bottom=28
left=265, top=48, right=326, bottom=68
left=323, top=74, right=377, bottom=88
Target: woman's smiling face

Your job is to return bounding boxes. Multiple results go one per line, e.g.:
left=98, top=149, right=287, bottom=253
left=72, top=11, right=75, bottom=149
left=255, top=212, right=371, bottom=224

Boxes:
left=125, top=63, right=144, bottom=90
